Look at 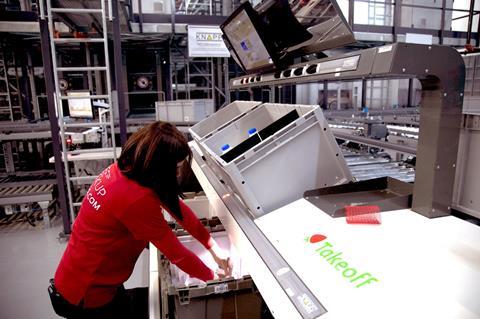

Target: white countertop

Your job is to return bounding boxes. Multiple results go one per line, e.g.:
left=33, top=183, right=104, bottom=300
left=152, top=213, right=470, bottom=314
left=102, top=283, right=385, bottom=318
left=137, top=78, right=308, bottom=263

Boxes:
left=255, top=199, right=480, bottom=319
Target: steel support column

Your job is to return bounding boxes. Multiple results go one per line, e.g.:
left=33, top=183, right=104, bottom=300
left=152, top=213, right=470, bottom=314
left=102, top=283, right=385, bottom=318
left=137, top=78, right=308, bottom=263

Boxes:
left=138, top=0, right=144, bottom=33
left=27, top=52, right=40, bottom=119
left=80, top=43, right=90, bottom=91
left=322, top=80, right=328, bottom=109
left=407, top=77, right=414, bottom=108
left=85, top=45, right=94, bottom=92
left=112, top=0, right=127, bottom=146
left=155, top=51, right=164, bottom=102
left=477, top=13, right=480, bottom=46
left=348, top=0, right=354, bottom=27
left=361, top=78, right=367, bottom=108
left=466, top=0, right=475, bottom=45
left=440, top=0, right=447, bottom=44
left=393, top=0, right=401, bottom=43
left=38, top=18, right=71, bottom=234
left=164, top=44, right=172, bottom=101
left=19, top=50, right=33, bottom=121
left=224, top=58, right=230, bottom=105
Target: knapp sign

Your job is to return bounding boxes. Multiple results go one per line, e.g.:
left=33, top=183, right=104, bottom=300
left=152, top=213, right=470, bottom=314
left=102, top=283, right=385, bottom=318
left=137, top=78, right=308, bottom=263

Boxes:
left=188, top=25, right=230, bottom=58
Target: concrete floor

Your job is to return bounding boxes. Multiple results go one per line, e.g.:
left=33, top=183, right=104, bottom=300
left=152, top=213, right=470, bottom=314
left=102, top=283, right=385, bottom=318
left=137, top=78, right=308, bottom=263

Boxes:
left=0, top=219, right=149, bottom=319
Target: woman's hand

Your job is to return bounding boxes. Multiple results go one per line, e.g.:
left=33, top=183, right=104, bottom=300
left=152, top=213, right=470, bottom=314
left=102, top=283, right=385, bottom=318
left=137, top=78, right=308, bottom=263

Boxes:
left=208, top=241, right=233, bottom=278
left=213, top=256, right=232, bottom=278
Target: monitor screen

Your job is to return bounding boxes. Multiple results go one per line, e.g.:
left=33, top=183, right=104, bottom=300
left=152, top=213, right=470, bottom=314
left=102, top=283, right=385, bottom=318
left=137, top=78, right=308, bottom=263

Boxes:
left=222, top=7, right=275, bottom=73
left=67, top=91, right=94, bottom=119
left=221, top=0, right=355, bottom=74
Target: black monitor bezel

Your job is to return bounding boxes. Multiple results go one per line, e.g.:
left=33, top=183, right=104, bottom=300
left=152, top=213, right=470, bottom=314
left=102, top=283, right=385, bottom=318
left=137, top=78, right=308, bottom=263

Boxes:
left=220, top=1, right=280, bottom=74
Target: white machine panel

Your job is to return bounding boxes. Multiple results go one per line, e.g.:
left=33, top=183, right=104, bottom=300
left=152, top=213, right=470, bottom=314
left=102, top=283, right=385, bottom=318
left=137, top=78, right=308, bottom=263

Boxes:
left=255, top=200, right=480, bottom=319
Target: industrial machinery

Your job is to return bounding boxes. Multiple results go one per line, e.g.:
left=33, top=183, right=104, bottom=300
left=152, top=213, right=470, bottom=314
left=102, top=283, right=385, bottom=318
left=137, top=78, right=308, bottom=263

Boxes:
left=148, top=0, right=480, bottom=318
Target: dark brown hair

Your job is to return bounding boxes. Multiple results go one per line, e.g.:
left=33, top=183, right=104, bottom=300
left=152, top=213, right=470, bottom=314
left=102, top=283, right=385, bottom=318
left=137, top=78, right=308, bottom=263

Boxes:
left=118, top=121, right=191, bottom=220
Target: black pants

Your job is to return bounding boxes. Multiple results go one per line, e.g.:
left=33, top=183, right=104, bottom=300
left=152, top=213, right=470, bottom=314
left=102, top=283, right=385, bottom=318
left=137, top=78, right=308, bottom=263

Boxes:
left=49, top=280, right=148, bottom=319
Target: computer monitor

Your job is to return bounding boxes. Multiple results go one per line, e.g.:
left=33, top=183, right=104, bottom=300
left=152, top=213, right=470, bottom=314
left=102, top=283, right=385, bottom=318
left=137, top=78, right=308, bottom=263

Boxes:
left=221, top=2, right=277, bottom=74
left=67, top=91, right=94, bottom=119
left=221, top=0, right=355, bottom=74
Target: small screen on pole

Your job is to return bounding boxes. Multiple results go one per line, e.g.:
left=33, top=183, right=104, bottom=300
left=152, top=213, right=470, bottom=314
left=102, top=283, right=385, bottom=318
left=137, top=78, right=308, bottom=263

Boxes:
left=67, top=91, right=94, bottom=119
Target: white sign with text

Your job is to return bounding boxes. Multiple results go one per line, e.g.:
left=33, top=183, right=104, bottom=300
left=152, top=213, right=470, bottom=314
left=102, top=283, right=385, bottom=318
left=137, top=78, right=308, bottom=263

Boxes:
left=187, top=25, right=230, bottom=58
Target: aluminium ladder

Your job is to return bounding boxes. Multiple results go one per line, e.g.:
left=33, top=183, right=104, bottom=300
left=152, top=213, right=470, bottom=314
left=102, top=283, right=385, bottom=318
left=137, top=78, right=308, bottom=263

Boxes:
left=43, top=0, right=117, bottom=223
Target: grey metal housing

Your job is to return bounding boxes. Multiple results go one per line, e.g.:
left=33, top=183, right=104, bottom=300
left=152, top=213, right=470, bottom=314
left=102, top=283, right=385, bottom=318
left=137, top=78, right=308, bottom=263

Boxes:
left=230, top=43, right=466, bottom=218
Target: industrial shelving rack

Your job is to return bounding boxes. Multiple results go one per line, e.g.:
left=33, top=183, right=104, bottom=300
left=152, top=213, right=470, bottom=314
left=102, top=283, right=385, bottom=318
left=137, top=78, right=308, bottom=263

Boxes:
left=0, top=50, right=21, bottom=122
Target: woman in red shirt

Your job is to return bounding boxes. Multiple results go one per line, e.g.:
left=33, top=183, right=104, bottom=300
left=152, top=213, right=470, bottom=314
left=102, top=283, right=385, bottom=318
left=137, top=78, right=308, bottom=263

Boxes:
left=49, top=122, right=231, bottom=319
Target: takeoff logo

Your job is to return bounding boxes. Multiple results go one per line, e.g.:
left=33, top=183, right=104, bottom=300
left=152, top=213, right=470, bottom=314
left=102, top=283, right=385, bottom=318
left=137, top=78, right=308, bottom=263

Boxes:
left=306, top=234, right=379, bottom=288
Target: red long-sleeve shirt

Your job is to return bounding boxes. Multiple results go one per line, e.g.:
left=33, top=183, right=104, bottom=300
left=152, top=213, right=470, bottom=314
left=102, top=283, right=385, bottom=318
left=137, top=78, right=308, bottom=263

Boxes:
left=54, top=163, right=214, bottom=308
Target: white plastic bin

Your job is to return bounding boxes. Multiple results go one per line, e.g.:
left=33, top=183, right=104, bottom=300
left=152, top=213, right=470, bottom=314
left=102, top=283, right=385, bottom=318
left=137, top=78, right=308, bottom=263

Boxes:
left=189, top=100, right=262, bottom=142
left=156, top=99, right=214, bottom=123
left=198, top=103, right=353, bottom=217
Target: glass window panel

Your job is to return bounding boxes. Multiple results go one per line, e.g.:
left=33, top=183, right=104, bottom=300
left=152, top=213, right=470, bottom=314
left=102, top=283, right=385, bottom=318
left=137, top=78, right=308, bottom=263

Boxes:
left=337, top=0, right=350, bottom=20
left=446, top=0, right=479, bottom=10
left=355, top=2, right=374, bottom=24
left=400, top=7, right=443, bottom=29
left=442, top=37, right=467, bottom=46
left=449, top=11, right=479, bottom=32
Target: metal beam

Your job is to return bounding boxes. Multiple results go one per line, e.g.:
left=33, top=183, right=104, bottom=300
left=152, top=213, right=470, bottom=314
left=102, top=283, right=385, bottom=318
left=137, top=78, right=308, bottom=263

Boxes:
left=27, top=52, right=40, bottom=120
left=38, top=17, right=71, bottom=234
left=407, top=77, right=414, bottom=108
left=112, top=0, right=128, bottom=146
left=138, top=0, right=144, bottom=33
left=348, top=0, right=354, bottom=27
left=392, top=0, right=400, bottom=43
left=20, top=61, right=34, bottom=121
left=0, top=21, right=40, bottom=33
left=333, top=130, right=417, bottom=155
left=361, top=78, right=367, bottom=109
left=477, top=11, right=480, bottom=46
left=322, top=80, right=328, bottom=109
left=165, top=43, right=172, bottom=101
left=440, top=0, right=446, bottom=45
left=155, top=51, right=164, bottom=103
left=133, top=13, right=227, bottom=25
left=466, top=0, right=475, bottom=45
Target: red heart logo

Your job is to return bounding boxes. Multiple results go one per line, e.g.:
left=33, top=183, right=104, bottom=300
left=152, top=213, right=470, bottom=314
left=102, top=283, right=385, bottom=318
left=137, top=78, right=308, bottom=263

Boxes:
left=310, top=234, right=327, bottom=243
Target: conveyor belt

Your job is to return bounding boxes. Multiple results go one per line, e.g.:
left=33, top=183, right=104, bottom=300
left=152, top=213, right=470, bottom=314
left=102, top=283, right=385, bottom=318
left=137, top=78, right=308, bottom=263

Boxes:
left=342, top=151, right=415, bottom=183
left=0, top=173, right=55, bottom=206
left=0, top=177, right=56, bottom=228
left=0, top=209, right=48, bottom=228
left=0, top=183, right=54, bottom=205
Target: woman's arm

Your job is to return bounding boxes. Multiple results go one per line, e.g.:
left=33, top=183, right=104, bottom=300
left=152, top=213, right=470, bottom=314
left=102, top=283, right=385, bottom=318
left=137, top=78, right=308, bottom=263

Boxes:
left=173, top=199, right=232, bottom=276
left=116, top=194, right=214, bottom=281
left=174, top=199, right=214, bottom=249
left=151, top=231, right=214, bottom=282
